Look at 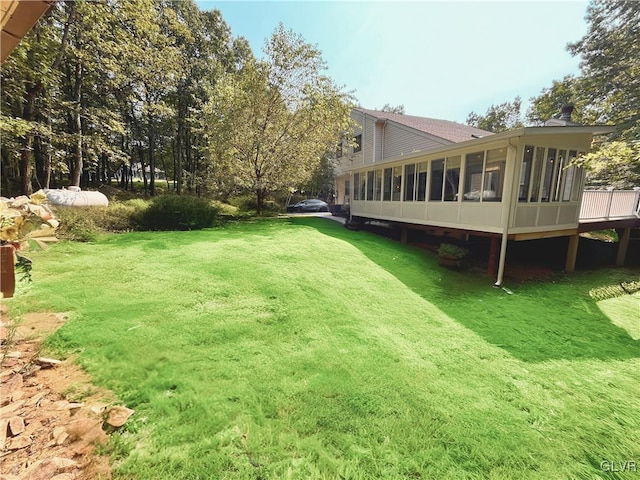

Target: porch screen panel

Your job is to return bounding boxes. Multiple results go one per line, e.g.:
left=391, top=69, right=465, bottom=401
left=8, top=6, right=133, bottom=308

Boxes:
left=530, top=147, right=545, bottom=202
left=561, top=150, right=578, bottom=202
left=553, top=150, right=567, bottom=202
left=392, top=166, right=402, bottom=201
left=353, top=173, right=360, bottom=200
left=374, top=169, right=382, bottom=201
left=570, top=153, right=585, bottom=202
left=463, top=152, right=484, bottom=202
left=541, top=148, right=557, bottom=202
left=383, top=168, right=392, bottom=201
left=404, top=164, right=416, bottom=201
left=444, top=156, right=461, bottom=202
left=367, top=171, right=374, bottom=200
left=417, top=162, right=428, bottom=201
left=430, top=159, right=444, bottom=201
left=519, top=146, right=534, bottom=202
left=484, top=148, right=506, bottom=202
left=359, top=172, right=367, bottom=200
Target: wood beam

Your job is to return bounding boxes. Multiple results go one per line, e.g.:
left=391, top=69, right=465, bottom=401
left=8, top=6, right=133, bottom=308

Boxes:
left=616, top=227, right=631, bottom=266
left=565, top=235, right=580, bottom=273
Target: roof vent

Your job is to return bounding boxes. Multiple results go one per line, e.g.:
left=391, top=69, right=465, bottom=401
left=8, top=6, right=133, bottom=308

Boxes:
left=559, top=105, right=574, bottom=122
left=545, top=105, right=579, bottom=127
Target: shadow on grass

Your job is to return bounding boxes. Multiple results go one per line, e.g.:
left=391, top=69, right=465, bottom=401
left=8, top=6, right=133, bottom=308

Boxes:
left=293, top=217, right=640, bottom=363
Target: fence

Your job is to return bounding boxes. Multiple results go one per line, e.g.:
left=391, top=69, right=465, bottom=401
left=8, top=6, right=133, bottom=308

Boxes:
left=580, top=190, right=640, bottom=220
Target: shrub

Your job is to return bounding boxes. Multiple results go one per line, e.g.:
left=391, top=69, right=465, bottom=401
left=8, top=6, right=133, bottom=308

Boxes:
left=54, top=208, right=100, bottom=242
left=141, top=195, right=220, bottom=231
left=437, top=243, right=470, bottom=259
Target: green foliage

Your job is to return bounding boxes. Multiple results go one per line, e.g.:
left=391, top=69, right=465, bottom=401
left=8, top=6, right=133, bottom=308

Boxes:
left=437, top=242, right=470, bottom=259
left=141, top=195, right=221, bottom=230
left=567, top=0, right=640, bottom=141
left=54, top=208, right=100, bottom=242
left=378, top=103, right=405, bottom=114
left=576, top=140, right=640, bottom=188
left=12, top=219, right=639, bottom=479
left=201, top=24, right=355, bottom=213
left=54, top=199, right=150, bottom=240
left=526, top=76, right=588, bottom=125
left=466, top=96, right=524, bottom=133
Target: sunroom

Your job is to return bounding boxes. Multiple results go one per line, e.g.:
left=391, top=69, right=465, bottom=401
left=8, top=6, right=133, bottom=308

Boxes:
left=345, top=125, right=615, bottom=284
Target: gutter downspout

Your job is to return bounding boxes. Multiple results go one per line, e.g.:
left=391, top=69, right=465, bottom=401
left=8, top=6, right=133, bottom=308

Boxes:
left=495, top=141, right=518, bottom=287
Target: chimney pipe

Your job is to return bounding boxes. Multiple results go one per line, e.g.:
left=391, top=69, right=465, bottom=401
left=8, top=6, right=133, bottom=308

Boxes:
left=560, top=105, right=574, bottom=121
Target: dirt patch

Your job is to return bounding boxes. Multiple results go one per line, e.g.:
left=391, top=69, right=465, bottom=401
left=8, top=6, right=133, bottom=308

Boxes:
left=1, top=306, right=127, bottom=480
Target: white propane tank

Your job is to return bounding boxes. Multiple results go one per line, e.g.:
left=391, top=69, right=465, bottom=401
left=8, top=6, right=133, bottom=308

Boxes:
left=45, top=187, right=109, bottom=207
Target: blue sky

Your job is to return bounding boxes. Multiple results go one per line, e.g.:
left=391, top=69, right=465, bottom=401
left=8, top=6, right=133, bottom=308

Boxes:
left=197, top=1, right=590, bottom=123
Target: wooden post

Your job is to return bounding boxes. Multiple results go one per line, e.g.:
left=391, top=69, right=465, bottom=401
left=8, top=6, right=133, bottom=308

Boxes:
left=565, top=234, right=580, bottom=273
left=401, top=226, right=408, bottom=244
left=488, top=236, right=500, bottom=276
left=1, top=245, right=16, bottom=298
left=616, top=227, right=631, bottom=266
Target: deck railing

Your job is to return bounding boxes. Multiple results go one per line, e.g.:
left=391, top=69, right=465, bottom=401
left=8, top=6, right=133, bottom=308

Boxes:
left=580, top=189, right=640, bottom=220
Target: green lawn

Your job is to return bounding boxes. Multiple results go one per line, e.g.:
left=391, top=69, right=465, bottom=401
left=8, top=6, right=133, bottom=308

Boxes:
left=10, top=218, right=640, bottom=479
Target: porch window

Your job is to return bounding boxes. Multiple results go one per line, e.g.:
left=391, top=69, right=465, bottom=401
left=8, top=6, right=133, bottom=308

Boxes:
left=484, top=148, right=505, bottom=201
left=519, top=146, right=534, bottom=202
left=392, top=166, right=402, bottom=201
left=444, top=156, right=461, bottom=201
left=353, top=173, right=360, bottom=200
left=404, top=163, right=416, bottom=201
left=359, top=171, right=367, bottom=200
left=374, top=169, right=382, bottom=201
left=383, top=168, right=392, bottom=201
left=345, top=180, right=350, bottom=196
left=417, top=162, right=428, bottom=201
left=541, top=148, right=557, bottom=202
left=430, top=159, right=444, bottom=201
left=552, top=150, right=567, bottom=202
left=529, top=147, right=545, bottom=202
left=367, top=171, right=374, bottom=200
left=463, top=152, right=484, bottom=202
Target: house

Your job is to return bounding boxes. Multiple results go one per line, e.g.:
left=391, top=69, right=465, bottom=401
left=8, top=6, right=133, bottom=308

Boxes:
left=335, top=107, right=617, bottom=285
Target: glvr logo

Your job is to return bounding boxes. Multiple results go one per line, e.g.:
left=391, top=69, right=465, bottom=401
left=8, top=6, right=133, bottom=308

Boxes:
left=600, top=460, right=637, bottom=472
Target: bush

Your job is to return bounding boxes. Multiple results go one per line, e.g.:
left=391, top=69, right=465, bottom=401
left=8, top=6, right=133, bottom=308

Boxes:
left=54, top=208, right=100, bottom=242
left=141, top=195, right=220, bottom=230
left=227, top=194, right=282, bottom=215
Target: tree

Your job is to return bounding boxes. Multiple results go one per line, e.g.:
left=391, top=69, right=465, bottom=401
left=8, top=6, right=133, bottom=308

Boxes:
left=567, top=0, right=640, bottom=141
left=201, top=24, right=354, bottom=213
left=466, top=97, right=524, bottom=133
left=526, top=76, right=588, bottom=126
left=379, top=104, right=405, bottom=114
left=573, top=141, right=640, bottom=188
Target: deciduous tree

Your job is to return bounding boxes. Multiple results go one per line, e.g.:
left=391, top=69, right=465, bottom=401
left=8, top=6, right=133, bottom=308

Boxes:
left=466, top=97, right=524, bottom=133
left=202, top=25, right=354, bottom=213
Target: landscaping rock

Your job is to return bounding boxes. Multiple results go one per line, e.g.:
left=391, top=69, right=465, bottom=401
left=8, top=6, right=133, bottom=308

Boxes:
left=106, top=406, right=134, bottom=428
left=8, top=416, right=25, bottom=436
left=35, top=358, right=62, bottom=368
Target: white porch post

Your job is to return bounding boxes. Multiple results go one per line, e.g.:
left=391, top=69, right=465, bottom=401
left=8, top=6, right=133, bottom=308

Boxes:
left=494, top=143, right=518, bottom=287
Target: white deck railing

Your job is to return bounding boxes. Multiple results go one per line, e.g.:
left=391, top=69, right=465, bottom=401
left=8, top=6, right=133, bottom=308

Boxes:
left=580, top=190, right=640, bottom=220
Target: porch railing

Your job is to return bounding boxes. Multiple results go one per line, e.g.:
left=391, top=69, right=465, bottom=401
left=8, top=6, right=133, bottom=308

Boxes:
left=579, top=189, right=640, bottom=220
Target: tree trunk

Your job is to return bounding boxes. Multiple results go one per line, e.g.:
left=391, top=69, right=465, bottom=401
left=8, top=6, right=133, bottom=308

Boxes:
left=148, top=129, right=156, bottom=197
left=19, top=89, right=37, bottom=196
left=70, top=61, right=83, bottom=187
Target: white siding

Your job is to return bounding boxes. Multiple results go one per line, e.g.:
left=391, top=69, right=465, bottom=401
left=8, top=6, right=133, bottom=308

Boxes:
left=383, top=123, right=446, bottom=160
left=363, top=116, right=375, bottom=164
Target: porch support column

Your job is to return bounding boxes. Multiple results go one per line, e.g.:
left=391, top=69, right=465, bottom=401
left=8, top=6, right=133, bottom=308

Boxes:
left=565, top=234, right=580, bottom=272
left=488, top=236, right=500, bottom=276
left=494, top=143, right=517, bottom=287
left=400, top=226, right=408, bottom=244
left=616, top=227, right=631, bottom=266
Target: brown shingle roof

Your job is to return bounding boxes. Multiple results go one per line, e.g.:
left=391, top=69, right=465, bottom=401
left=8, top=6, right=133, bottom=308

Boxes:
left=355, top=108, right=494, bottom=144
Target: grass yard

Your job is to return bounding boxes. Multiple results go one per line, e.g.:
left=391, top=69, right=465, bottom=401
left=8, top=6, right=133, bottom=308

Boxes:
left=9, top=217, right=640, bottom=479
